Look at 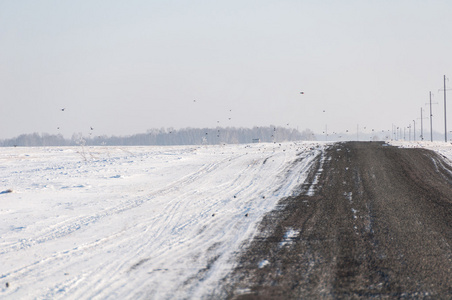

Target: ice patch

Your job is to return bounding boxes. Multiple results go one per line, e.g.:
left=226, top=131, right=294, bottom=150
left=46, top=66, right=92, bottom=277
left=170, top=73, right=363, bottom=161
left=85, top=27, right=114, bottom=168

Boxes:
left=351, top=208, right=358, bottom=219
left=258, top=259, right=270, bottom=268
left=306, top=152, right=326, bottom=196
left=279, top=228, right=300, bottom=247
left=344, top=191, right=353, bottom=203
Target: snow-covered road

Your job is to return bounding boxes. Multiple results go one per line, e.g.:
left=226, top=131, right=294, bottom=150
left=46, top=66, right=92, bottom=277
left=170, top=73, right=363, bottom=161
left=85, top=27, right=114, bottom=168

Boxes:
left=0, top=142, right=325, bottom=299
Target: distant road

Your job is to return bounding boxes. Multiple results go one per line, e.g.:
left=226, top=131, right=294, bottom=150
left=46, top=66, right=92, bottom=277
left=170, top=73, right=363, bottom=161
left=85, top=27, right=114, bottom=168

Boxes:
left=221, top=142, right=452, bottom=298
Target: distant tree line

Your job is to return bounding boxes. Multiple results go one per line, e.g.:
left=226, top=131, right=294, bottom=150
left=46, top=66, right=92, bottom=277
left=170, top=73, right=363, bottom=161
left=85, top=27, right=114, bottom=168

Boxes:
left=0, top=126, right=317, bottom=147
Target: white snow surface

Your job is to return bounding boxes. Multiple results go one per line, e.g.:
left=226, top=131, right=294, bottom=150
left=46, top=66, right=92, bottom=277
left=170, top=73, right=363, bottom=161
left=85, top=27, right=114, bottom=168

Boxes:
left=389, top=141, right=452, bottom=161
left=0, top=142, right=326, bottom=299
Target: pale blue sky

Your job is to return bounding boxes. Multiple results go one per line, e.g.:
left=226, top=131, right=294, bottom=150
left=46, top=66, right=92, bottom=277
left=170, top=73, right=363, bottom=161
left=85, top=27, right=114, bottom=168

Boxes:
left=1, top=1, right=452, bottom=139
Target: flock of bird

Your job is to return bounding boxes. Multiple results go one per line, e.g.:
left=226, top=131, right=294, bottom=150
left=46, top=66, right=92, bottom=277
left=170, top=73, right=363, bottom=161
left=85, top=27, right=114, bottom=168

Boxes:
left=56, top=93, right=388, bottom=141
left=58, top=108, right=95, bottom=136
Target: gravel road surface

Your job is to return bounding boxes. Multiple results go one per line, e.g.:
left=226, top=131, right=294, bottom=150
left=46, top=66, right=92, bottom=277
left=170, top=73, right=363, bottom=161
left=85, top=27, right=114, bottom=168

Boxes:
left=220, top=142, right=452, bottom=299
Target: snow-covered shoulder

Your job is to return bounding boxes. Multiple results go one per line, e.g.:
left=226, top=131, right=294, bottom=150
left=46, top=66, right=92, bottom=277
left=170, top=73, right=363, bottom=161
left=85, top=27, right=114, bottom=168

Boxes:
left=0, top=142, right=326, bottom=299
left=388, top=141, right=452, bottom=162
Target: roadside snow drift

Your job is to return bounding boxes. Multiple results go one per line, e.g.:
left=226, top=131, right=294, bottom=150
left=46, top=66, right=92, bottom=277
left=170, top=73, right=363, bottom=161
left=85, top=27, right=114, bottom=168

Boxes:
left=0, top=142, right=325, bottom=299
left=389, top=141, right=452, bottom=161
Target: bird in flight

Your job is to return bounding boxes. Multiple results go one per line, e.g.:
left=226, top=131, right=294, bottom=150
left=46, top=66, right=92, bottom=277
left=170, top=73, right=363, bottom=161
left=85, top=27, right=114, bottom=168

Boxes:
left=61, top=108, right=65, bottom=111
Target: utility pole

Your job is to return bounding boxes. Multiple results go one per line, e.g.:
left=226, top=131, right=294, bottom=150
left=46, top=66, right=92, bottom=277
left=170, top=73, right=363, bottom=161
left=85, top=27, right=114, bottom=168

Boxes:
left=392, top=124, right=395, bottom=140
left=439, top=75, right=451, bottom=142
left=418, top=107, right=429, bottom=141
left=430, top=91, right=433, bottom=142
left=445, top=75, right=447, bottom=142
left=427, top=92, right=438, bottom=142
left=421, top=108, right=424, bottom=141
left=413, top=120, right=416, bottom=141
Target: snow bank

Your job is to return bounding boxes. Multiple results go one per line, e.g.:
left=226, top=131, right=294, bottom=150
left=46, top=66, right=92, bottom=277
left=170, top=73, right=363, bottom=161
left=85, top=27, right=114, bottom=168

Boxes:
left=0, top=142, right=326, bottom=299
left=389, top=141, right=452, bottom=161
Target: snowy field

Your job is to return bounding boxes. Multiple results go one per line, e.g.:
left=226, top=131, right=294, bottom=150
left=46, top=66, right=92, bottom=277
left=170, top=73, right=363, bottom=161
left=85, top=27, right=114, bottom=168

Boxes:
left=389, top=141, right=452, bottom=161
left=0, top=142, right=326, bottom=299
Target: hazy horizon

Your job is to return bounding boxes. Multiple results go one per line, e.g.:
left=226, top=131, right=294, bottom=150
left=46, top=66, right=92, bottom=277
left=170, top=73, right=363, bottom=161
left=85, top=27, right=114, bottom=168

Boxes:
left=2, top=1, right=452, bottom=140
left=1, top=125, right=448, bottom=144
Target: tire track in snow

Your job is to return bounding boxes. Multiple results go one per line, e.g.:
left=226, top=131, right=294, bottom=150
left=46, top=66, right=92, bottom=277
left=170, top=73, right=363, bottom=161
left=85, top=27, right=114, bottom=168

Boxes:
left=53, top=145, right=322, bottom=299
left=0, top=156, right=241, bottom=256
left=0, top=143, right=327, bottom=299
left=0, top=149, right=253, bottom=298
left=50, top=152, right=265, bottom=298
left=1, top=153, right=243, bottom=298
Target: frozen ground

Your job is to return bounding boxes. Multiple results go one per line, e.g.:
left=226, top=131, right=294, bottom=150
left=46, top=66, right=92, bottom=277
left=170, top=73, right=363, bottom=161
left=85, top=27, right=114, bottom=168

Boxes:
left=389, top=140, right=452, bottom=160
left=0, top=142, right=326, bottom=299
